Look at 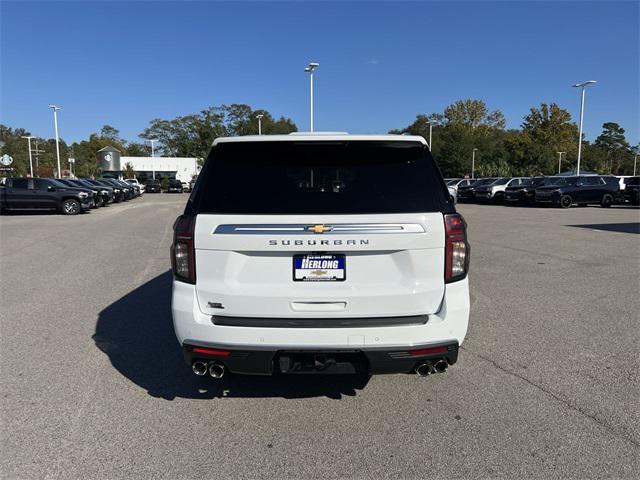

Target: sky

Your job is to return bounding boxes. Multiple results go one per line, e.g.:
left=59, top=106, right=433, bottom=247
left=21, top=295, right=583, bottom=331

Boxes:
left=1, top=1, right=638, bottom=145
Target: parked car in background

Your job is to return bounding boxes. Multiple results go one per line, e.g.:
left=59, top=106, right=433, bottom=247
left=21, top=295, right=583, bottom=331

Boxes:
left=167, top=179, right=184, bottom=193
left=67, top=179, right=115, bottom=205
left=447, top=185, right=457, bottom=203
left=113, top=179, right=140, bottom=197
left=189, top=177, right=198, bottom=191
left=145, top=179, right=162, bottom=193
left=535, top=175, right=622, bottom=208
left=446, top=179, right=474, bottom=201
left=125, top=178, right=145, bottom=194
left=101, top=178, right=134, bottom=200
left=181, top=181, right=191, bottom=192
left=78, top=178, right=120, bottom=203
left=622, top=176, right=639, bottom=204
left=457, top=178, right=498, bottom=203
left=474, top=177, right=529, bottom=204
left=83, top=178, right=124, bottom=202
left=1, top=177, right=94, bottom=215
left=504, top=177, right=547, bottom=205
left=55, top=178, right=107, bottom=208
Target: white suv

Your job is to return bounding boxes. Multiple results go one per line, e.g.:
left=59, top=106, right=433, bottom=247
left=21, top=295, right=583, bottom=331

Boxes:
left=171, top=134, right=470, bottom=378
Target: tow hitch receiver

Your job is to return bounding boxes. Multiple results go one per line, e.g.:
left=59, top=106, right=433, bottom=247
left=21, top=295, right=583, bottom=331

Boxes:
left=277, top=352, right=368, bottom=375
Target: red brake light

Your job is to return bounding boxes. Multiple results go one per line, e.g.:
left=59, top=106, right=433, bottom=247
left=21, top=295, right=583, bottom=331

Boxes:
left=444, top=213, right=470, bottom=283
left=171, top=215, right=196, bottom=284
left=409, top=346, right=449, bottom=356
left=192, top=347, right=230, bottom=357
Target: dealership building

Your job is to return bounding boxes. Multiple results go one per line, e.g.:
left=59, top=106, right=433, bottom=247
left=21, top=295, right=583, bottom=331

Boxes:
left=98, top=146, right=200, bottom=183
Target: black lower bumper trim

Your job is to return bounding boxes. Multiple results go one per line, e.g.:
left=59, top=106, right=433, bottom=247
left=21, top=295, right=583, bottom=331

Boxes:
left=182, top=341, right=459, bottom=376
left=211, top=315, right=428, bottom=328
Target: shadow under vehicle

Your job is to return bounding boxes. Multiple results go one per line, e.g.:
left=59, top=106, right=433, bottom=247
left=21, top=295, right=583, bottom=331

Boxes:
left=93, top=271, right=371, bottom=400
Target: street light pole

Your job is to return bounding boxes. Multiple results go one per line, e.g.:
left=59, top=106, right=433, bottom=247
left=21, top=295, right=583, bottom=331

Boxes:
left=149, top=139, right=157, bottom=180
left=471, top=148, right=478, bottom=179
left=256, top=114, right=264, bottom=135
left=572, top=80, right=597, bottom=176
left=21, top=136, right=35, bottom=177
left=557, top=151, right=565, bottom=174
left=634, top=153, right=638, bottom=176
left=304, top=62, right=319, bottom=131
left=49, top=105, right=61, bottom=178
left=424, top=118, right=433, bottom=151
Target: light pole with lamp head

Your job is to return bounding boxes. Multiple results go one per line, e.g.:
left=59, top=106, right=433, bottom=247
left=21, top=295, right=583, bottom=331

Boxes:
left=256, top=114, right=264, bottom=135
left=304, top=62, right=319, bottom=131
left=424, top=117, right=433, bottom=151
left=21, top=136, right=35, bottom=177
left=49, top=105, right=62, bottom=178
left=557, top=151, right=565, bottom=174
left=572, top=80, right=597, bottom=176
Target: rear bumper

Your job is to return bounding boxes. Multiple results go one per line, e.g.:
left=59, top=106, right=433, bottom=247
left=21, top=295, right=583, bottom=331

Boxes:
left=172, top=277, right=470, bottom=375
left=182, top=340, right=459, bottom=375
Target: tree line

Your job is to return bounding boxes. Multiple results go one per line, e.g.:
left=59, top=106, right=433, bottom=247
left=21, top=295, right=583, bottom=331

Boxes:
left=0, top=99, right=637, bottom=179
left=390, top=99, right=638, bottom=177
left=0, top=104, right=296, bottom=178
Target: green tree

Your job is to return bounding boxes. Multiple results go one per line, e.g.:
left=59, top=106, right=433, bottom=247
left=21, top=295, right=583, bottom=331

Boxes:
left=515, top=103, right=579, bottom=174
left=444, top=99, right=506, bottom=130
left=390, top=100, right=508, bottom=176
left=594, top=122, right=631, bottom=174
left=140, top=104, right=297, bottom=159
left=123, top=162, right=136, bottom=179
left=125, top=142, right=151, bottom=156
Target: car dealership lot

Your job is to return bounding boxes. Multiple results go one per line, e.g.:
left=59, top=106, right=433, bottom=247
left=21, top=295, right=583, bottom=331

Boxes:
left=1, top=195, right=638, bottom=479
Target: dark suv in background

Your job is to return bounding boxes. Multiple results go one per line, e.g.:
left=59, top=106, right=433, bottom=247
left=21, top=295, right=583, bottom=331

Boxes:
left=504, top=177, right=547, bottom=205
left=167, top=179, right=183, bottom=193
left=457, top=178, right=497, bottom=203
left=535, top=175, right=622, bottom=208
left=146, top=179, right=162, bottom=193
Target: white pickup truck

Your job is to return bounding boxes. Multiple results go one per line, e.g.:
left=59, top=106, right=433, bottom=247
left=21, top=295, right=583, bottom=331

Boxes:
left=125, top=178, right=145, bottom=194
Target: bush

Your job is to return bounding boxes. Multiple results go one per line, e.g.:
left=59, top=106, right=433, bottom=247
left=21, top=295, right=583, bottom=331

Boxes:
left=161, top=177, right=169, bottom=191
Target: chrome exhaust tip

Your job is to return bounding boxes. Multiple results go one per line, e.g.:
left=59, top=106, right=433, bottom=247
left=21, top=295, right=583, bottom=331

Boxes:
left=415, top=362, right=435, bottom=377
left=433, top=359, right=448, bottom=373
left=192, top=360, right=208, bottom=376
left=208, top=362, right=225, bottom=379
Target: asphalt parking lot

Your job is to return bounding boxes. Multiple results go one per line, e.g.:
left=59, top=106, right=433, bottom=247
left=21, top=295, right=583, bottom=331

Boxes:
left=1, top=195, right=639, bottom=479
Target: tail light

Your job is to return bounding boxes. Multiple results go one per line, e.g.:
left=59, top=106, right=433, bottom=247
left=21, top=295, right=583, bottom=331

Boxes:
left=444, top=213, right=470, bottom=283
left=171, top=215, right=196, bottom=284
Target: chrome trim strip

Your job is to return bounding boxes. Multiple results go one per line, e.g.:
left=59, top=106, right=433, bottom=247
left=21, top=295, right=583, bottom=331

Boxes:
left=214, top=223, right=425, bottom=235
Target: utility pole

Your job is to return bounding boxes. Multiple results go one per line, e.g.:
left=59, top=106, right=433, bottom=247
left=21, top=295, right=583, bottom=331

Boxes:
left=33, top=140, right=46, bottom=177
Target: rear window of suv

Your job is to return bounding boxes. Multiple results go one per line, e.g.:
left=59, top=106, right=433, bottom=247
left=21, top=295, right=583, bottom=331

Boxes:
left=192, top=140, right=447, bottom=214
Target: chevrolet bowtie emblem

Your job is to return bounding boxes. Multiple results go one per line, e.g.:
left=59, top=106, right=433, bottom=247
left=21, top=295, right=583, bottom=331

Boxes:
left=307, top=224, right=333, bottom=234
